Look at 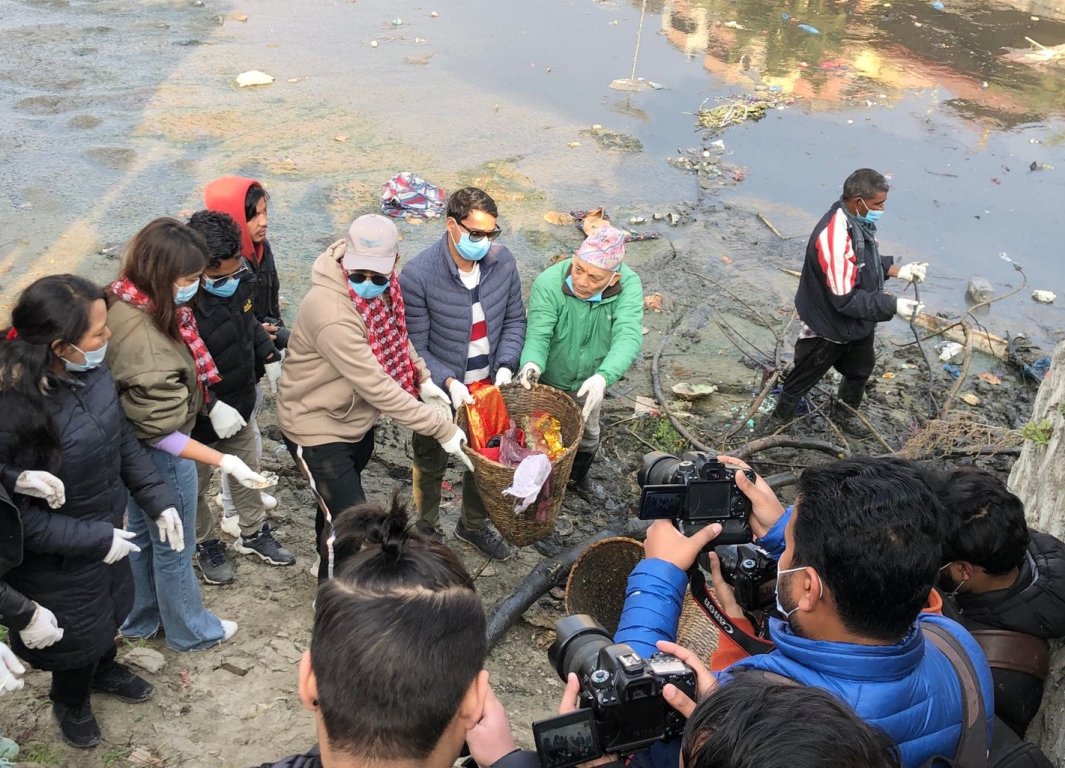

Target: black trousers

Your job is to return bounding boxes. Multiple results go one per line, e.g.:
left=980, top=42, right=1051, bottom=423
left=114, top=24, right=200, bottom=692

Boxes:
left=285, top=429, right=375, bottom=582
left=50, top=646, right=117, bottom=707
left=776, top=333, right=876, bottom=416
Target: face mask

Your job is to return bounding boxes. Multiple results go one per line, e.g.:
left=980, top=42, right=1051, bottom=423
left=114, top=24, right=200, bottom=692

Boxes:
left=62, top=341, right=108, bottom=373
left=203, top=277, right=241, bottom=298
left=349, top=278, right=389, bottom=300
left=174, top=282, right=200, bottom=305
left=566, top=275, right=604, bottom=303
left=938, top=562, right=967, bottom=597
left=774, top=565, right=822, bottom=620
left=856, top=200, right=884, bottom=225
left=453, top=230, right=491, bottom=262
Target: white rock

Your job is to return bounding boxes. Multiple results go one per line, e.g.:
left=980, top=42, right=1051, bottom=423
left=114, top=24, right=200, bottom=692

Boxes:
left=235, top=70, right=274, bottom=88
left=122, top=647, right=166, bottom=674
left=1032, top=290, right=1056, bottom=304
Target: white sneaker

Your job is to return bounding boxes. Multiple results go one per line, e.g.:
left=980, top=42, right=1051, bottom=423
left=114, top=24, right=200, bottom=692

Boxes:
left=220, top=619, right=239, bottom=642
left=220, top=513, right=241, bottom=539
left=261, top=493, right=278, bottom=510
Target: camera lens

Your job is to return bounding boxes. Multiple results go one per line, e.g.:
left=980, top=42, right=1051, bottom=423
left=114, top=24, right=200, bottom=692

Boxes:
left=549, top=615, right=615, bottom=682
left=638, top=452, right=681, bottom=486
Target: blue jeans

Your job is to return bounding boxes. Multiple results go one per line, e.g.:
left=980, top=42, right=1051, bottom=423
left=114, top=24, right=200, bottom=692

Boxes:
left=121, top=447, right=225, bottom=651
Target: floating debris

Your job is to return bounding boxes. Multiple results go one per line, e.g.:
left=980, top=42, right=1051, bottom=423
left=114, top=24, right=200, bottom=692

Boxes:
left=609, top=78, right=665, bottom=92
left=235, top=70, right=274, bottom=88
left=696, top=93, right=796, bottom=134
left=1032, top=289, right=1057, bottom=304
left=580, top=124, right=643, bottom=152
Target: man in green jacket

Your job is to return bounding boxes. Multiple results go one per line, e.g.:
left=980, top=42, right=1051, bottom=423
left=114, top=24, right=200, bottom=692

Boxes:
left=517, top=225, right=644, bottom=482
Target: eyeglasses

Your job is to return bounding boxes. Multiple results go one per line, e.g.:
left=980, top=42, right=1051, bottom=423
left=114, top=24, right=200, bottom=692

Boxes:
left=347, top=271, right=390, bottom=286
left=457, top=220, right=502, bottom=242
left=201, top=259, right=250, bottom=289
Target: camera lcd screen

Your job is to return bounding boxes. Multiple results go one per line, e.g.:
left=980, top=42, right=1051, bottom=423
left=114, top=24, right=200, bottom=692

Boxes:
left=687, top=481, right=733, bottom=518
left=532, top=709, right=602, bottom=768
left=637, top=485, right=685, bottom=519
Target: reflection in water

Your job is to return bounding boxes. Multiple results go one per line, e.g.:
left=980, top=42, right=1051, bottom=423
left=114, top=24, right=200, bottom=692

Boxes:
left=653, top=0, right=1065, bottom=126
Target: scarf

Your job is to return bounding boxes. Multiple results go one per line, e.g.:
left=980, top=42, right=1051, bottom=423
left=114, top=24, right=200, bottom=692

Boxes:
left=343, top=268, right=419, bottom=398
left=110, top=277, right=221, bottom=389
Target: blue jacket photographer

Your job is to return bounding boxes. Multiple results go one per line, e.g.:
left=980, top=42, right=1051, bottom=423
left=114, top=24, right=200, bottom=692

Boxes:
left=614, top=456, right=994, bottom=768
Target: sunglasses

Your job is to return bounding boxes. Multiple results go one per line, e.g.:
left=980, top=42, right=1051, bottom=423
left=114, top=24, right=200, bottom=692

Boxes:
left=347, top=271, right=390, bottom=286
left=456, top=220, right=502, bottom=242
left=201, top=259, right=250, bottom=289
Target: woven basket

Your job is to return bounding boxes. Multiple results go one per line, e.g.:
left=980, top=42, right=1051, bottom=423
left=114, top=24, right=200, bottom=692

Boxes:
left=677, top=591, right=720, bottom=663
left=456, top=383, right=584, bottom=546
left=564, top=537, right=644, bottom=635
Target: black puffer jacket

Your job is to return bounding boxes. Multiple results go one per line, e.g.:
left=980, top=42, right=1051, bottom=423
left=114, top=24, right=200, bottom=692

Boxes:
left=0, top=365, right=174, bottom=670
left=191, top=280, right=278, bottom=444
left=253, top=239, right=289, bottom=349
left=944, top=530, right=1065, bottom=735
left=0, top=480, right=36, bottom=631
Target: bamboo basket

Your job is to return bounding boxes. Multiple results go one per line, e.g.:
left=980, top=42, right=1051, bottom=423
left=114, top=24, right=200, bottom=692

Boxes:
left=564, top=537, right=644, bottom=635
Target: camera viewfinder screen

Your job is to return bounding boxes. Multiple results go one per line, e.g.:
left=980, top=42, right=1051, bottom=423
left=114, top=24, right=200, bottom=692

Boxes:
left=533, top=710, right=601, bottom=768
left=687, top=481, right=732, bottom=518
left=638, top=485, right=685, bottom=519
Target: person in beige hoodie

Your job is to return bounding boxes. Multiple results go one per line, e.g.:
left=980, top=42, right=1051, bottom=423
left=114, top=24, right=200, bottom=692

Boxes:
left=277, top=214, right=472, bottom=581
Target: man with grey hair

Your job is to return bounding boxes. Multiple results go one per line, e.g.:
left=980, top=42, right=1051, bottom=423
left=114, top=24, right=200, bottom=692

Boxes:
left=763, top=168, right=928, bottom=432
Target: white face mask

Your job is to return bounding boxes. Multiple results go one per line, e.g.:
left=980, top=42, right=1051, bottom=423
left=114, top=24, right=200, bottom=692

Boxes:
left=774, top=565, right=823, bottom=619
left=62, top=341, right=108, bottom=373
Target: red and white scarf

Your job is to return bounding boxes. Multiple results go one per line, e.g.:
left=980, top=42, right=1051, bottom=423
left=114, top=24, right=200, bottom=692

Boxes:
left=110, top=277, right=221, bottom=389
left=343, top=268, right=419, bottom=398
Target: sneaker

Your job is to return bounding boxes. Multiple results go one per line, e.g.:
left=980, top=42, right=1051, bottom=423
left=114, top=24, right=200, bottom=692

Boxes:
left=196, top=538, right=236, bottom=585
left=91, top=662, right=154, bottom=703
left=233, top=522, right=296, bottom=566
left=261, top=492, right=278, bottom=510
left=220, top=619, right=239, bottom=642
left=413, top=519, right=445, bottom=545
left=220, top=512, right=241, bottom=539
left=52, top=700, right=101, bottom=749
left=454, top=520, right=513, bottom=561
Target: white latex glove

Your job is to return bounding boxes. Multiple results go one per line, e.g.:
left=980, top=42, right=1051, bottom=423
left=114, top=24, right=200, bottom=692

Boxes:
left=19, top=604, right=64, bottom=649
left=209, top=400, right=246, bottom=440
left=576, top=373, right=607, bottom=421
left=517, top=362, right=541, bottom=390
left=494, top=367, right=513, bottom=387
left=897, top=262, right=928, bottom=284
left=0, top=643, right=26, bottom=695
left=895, top=298, right=924, bottom=320
left=447, top=379, right=475, bottom=410
left=219, top=454, right=274, bottom=489
left=420, top=379, right=453, bottom=419
left=15, top=470, right=65, bottom=509
left=155, top=507, right=185, bottom=553
left=104, top=528, right=141, bottom=564
left=263, top=360, right=282, bottom=394
left=438, top=427, right=476, bottom=473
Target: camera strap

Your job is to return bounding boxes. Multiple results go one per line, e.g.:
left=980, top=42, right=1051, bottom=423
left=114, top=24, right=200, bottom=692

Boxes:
left=688, top=569, right=776, bottom=658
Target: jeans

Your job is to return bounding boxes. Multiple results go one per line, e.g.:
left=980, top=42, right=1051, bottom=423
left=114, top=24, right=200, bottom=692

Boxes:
left=50, top=647, right=117, bottom=707
left=121, top=447, right=225, bottom=651
left=195, top=418, right=265, bottom=541
left=410, top=432, right=488, bottom=531
left=219, top=385, right=264, bottom=517
left=285, top=430, right=374, bottom=582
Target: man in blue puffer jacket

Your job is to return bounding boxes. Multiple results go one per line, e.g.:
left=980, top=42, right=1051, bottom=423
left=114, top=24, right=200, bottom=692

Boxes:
left=614, top=456, right=994, bottom=768
left=400, top=187, right=526, bottom=561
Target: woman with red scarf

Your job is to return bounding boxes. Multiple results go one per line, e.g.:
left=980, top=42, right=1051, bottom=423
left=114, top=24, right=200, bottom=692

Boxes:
left=105, top=218, right=271, bottom=650
left=277, top=214, right=473, bottom=581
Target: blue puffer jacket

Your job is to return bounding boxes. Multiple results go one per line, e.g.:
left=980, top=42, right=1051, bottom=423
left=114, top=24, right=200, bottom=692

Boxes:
left=399, top=234, right=526, bottom=387
left=614, top=510, right=994, bottom=768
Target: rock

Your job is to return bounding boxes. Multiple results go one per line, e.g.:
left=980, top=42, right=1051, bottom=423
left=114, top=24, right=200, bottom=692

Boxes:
left=1032, top=289, right=1056, bottom=304
left=122, top=647, right=166, bottom=674
left=220, top=653, right=257, bottom=677
left=965, top=276, right=994, bottom=304
left=235, top=70, right=274, bottom=88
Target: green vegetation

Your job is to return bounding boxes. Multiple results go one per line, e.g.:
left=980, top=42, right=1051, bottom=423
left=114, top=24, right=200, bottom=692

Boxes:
left=1019, top=419, right=1054, bottom=446
left=20, top=742, right=62, bottom=767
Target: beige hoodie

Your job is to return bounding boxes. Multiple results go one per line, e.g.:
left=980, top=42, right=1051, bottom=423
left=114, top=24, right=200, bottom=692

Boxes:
left=277, top=241, right=456, bottom=447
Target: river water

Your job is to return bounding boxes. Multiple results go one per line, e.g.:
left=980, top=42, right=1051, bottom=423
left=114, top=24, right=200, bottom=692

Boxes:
left=1, top=0, right=1063, bottom=344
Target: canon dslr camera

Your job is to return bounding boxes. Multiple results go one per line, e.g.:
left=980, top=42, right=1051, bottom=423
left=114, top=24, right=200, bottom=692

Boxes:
left=532, top=615, right=697, bottom=768
left=637, top=450, right=756, bottom=545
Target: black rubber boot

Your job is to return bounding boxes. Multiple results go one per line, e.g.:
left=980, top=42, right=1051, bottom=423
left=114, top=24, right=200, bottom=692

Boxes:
left=569, top=449, right=597, bottom=485
left=836, top=378, right=866, bottom=410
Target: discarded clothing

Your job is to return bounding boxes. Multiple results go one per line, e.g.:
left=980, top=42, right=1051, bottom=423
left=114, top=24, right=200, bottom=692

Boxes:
left=503, top=453, right=552, bottom=513
left=380, top=172, right=446, bottom=219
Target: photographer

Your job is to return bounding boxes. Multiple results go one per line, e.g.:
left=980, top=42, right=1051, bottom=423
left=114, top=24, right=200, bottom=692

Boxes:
left=929, top=466, right=1065, bottom=737
left=614, top=456, right=994, bottom=768
left=258, top=497, right=490, bottom=768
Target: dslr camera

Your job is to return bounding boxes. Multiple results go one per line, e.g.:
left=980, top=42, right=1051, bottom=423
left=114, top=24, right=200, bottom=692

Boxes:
left=637, top=451, right=756, bottom=546
left=532, top=615, right=697, bottom=768
left=716, top=542, right=778, bottom=612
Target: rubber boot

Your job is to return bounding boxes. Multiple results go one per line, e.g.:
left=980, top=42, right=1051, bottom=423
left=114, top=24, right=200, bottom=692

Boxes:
left=836, top=378, right=866, bottom=410
left=569, top=448, right=597, bottom=485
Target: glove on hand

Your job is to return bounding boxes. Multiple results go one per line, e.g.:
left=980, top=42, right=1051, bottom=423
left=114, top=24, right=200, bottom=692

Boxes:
left=0, top=643, right=26, bottom=695
left=494, top=367, right=513, bottom=386
left=576, top=373, right=607, bottom=421
left=104, top=529, right=141, bottom=564
left=19, top=604, right=64, bottom=649
left=896, top=262, right=928, bottom=283
left=517, top=362, right=541, bottom=390
left=15, top=470, right=65, bottom=509
left=155, top=507, right=185, bottom=552
left=263, top=360, right=282, bottom=394
left=438, top=427, right=476, bottom=473
left=219, top=454, right=273, bottom=490
left=895, top=298, right=924, bottom=320
left=209, top=401, right=246, bottom=439
left=447, top=379, right=475, bottom=410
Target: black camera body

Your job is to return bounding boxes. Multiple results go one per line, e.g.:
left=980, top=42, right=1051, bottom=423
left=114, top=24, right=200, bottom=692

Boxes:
left=534, top=615, right=697, bottom=768
left=716, top=543, right=778, bottom=612
left=637, top=451, right=756, bottom=546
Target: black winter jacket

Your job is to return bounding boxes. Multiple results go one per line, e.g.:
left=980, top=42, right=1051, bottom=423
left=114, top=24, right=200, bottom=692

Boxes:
left=192, top=280, right=278, bottom=443
left=944, top=530, right=1065, bottom=735
left=0, top=366, right=174, bottom=670
left=794, top=201, right=896, bottom=343
left=0, top=481, right=36, bottom=631
left=252, top=239, right=289, bottom=349
left=256, top=746, right=321, bottom=767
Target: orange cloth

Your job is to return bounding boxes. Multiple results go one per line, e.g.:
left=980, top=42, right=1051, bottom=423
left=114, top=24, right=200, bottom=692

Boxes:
left=464, top=382, right=510, bottom=451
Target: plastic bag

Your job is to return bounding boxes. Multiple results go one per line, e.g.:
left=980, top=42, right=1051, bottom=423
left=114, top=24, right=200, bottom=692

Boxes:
left=503, top=454, right=552, bottom=513
left=523, top=410, right=566, bottom=461
left=465, top=382, right=510, bottom=451
left=499, top=420, right=532, bottom=467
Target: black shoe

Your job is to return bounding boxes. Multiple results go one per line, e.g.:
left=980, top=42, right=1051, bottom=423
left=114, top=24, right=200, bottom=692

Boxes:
left=196, top=538, right=236, bottom=585
left=455, top=520, right=513, bottom=560
left=53, top=700, right=101, bottom=749
left=533, top=532, right=565, bottom=558
left=233, top=522, right=296, bottom=566
left=91, top=662, right=154, bottom=703
left=413, top=519, right=445, bottom=545
left=568, top=449, right=597, bottom=485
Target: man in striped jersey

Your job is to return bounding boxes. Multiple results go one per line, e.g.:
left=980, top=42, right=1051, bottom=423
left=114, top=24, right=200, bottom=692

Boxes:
left=401, top=187, right=526, bottom=561
left=764, top=168, right=927, bottom=432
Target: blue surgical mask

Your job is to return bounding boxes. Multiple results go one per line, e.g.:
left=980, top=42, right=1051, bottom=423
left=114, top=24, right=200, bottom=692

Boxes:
left=774, top=565, right=811, bottom=620
left=566, top=275, right=604, bottom=303
left=62, top=341, right=108, bottom=373
left=174, top=282, right=200, bottom=305
left=454, top=231, right=491, bottom=262
left=203, top=277, right=241, bottom=298
left=349, top=278, right=388, bottom=300
left=856, top=200, right=884, bottom=225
